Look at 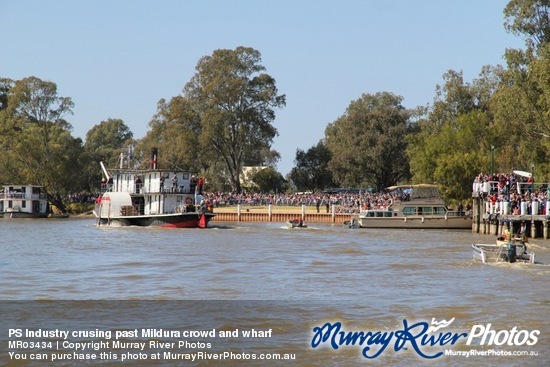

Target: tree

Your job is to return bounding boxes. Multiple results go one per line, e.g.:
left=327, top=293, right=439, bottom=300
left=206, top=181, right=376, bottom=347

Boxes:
left=490, top=17, right=550, bottom=178
left=0, top=76, right=81, bottom=210
left=289, top=140, right=335, bottom=192
left=171, top=47, right=286, bottom=192
left=325, top=92, right=410, bottom=191
left=407, top=70, right=499, bottom=200
left=83, top=118, right=134, bottom=190
left=504, top=0, right=550, bottom=50
left=139, top=97, right=204, bottom=172
left=252, top=166, right=287, bottom=193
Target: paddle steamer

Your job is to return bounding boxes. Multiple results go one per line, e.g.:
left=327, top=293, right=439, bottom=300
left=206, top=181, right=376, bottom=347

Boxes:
left=94, top=148, right=214, bottom=228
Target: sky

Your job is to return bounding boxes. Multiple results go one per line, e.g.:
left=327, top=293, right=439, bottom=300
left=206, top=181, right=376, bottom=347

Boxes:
left=1, top=0, right=526, bottom=175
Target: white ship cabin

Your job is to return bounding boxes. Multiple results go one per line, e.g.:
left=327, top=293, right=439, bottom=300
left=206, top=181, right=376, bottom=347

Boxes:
left=110, top=170, right=196, bottom=195
left=102, top=170, right=200, bottom=217
left=0, top=185, right=49, bottom=214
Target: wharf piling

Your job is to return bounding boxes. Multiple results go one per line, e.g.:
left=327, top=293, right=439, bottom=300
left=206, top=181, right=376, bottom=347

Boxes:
left=472, top=196, right=550, bottom=239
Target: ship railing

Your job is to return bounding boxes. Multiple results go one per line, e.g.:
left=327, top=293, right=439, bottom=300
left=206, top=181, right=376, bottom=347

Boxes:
left=172, top=204, right=197, bottom=214
left=473, top=180, right=546, bottom=198
left=0, top=192, right=47, bottom=200
left=159, top=186, right=194, bottom=194
left=445, top=210, right=472, bottom=217
left=126, top=185, right=194, bottom=195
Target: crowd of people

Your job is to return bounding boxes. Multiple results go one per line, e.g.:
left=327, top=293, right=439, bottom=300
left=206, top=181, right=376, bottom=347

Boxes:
left=67, top=192, right=101, bottom=204
left=474, top=172, right=549, bottom=215
left=200, top=191, right=399, bottom=214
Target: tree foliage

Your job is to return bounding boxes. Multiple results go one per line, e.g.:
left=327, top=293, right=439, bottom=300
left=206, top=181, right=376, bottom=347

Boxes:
left=288, top=140, right=335, bottom=192
left=0, top=77, right=82, bottom=202
left=251, top=166, right=287, bottom=193
left=408, top=69, right=509, bottom=201
left=325, top=92, right=410, bottom=191
left=83, top=118, right=134, bottom=190
left=504, top=0, right=550, bottom=50
left=145, top=47, right=286, bottom=192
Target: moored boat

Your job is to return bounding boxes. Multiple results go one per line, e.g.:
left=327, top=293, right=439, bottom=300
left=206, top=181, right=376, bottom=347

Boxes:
left=358, top=184, right=472, bottom=229
left=0, top=185, right=49, bottom=218
left=94, top=148, right=215, bottom=228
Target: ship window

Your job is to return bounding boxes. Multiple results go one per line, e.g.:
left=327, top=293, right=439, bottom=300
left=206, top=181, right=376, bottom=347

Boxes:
left=403, top=207, right=417, bottom=215
left=434, top=207, right=446, bottom=215
left=384, top=212, right=392, bottom=217
left=423, top=207, right=432, bottom=215
left=22, top=201, right=26, bottom=208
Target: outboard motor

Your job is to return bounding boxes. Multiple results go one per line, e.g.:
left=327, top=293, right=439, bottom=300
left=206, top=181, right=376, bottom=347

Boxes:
left=507, top=242, right=516, bottom=263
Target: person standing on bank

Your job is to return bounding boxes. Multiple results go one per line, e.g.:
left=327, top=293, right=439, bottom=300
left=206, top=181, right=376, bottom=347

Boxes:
left=316, top=197, right=321, bottom=213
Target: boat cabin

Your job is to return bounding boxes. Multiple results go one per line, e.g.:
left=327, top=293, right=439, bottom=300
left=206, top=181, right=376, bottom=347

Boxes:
left=0, top=185, right=49, bottom=217
left=99, top=169, right=200, bottom=218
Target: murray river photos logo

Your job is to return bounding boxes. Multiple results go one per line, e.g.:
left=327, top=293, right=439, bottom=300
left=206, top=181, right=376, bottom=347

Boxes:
left=310, top=318, right=540, bottom=359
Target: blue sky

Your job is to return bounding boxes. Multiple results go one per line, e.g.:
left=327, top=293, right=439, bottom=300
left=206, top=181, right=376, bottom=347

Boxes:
left=1, top=0, right=525, bottom=175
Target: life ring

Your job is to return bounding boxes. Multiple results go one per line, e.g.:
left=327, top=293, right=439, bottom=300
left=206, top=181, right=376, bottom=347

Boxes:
left=185, top=197, right=193, bottom=204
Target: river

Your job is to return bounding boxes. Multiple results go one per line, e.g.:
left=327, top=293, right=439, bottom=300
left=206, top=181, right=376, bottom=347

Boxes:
left=1, top=218, right=548, bottom=366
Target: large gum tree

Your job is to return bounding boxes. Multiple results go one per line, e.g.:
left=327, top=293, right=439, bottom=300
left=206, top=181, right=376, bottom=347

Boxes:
left=325, top=92, right=410, bottom=191
left=153, top=47, right=286, bottom=193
